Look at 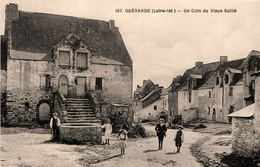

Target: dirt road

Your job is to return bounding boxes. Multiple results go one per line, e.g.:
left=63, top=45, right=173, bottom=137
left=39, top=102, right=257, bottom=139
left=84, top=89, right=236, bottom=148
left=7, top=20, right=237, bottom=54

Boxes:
left=90, top=127, right=204, bottom=167
left=1, top=126, right=204, bottom=167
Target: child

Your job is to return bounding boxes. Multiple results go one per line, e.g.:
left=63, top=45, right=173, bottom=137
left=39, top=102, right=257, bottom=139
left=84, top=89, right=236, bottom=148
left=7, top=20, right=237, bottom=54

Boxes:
left=118, top=126, right=127, bottom=155
left=50, top=112, right=60, bottom=142
left=174, top=126, right=184, bottom=153
left=101, top=119, right=113, bottom=145
left=155, top=118, right=167, bottom=150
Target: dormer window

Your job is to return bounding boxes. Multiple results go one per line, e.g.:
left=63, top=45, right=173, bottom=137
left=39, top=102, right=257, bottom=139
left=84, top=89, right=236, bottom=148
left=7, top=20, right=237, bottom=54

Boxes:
left=77, top=52, right=88, bottom=69
left=225, top=74, right=229, bottom=84
left=59, top=51, right=70, bottom=67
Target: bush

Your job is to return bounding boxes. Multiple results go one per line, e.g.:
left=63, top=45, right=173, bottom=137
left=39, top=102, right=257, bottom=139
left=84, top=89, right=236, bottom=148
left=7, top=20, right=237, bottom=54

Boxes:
left=127, top=124, right=146, bottom=138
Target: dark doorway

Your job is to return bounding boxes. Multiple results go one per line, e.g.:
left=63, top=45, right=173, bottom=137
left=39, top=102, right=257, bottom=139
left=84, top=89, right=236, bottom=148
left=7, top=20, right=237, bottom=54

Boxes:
left=229, top=106, right=234, bottom=123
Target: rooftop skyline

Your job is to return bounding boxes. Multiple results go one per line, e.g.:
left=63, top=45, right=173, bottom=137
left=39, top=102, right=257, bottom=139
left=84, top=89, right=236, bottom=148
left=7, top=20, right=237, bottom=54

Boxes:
left=1, top=0, right=260, bottom=88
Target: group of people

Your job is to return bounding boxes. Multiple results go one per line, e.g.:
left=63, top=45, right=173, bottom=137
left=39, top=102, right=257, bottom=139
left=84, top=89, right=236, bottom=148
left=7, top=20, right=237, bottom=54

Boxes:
left=49, top=113, right=184, bottom=154
left=155, top=118, right=184, bottom=153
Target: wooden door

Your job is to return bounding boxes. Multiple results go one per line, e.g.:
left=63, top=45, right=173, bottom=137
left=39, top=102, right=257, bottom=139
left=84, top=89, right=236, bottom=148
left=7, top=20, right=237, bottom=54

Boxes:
left=58, top=75, right=68, bottom=97
left=39, top=103, right=50, bottom=122
left=76, top=77, right=86, bottom=98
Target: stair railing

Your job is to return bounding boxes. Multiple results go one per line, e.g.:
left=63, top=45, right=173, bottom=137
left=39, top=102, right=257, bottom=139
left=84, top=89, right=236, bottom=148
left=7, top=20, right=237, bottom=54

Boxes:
left=53, top=91, right=67, bottom=123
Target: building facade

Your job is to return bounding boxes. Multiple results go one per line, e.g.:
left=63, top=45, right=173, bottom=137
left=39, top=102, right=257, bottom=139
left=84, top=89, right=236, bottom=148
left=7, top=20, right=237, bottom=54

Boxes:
left=1, top=4, right=133, bottom=125
left=168, top=52, right=259, bottom=123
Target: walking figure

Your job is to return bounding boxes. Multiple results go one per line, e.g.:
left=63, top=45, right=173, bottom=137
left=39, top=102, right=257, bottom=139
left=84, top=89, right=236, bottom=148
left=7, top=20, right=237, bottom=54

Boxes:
left=101, top=119, right=112, bottom=145
left=50, top=112, right=60, bottom=142
left=118, top=125, right=127, bottom=155
left=155, top=118, right=167, bottom=150
left=174, top=126, right=184, bottom=153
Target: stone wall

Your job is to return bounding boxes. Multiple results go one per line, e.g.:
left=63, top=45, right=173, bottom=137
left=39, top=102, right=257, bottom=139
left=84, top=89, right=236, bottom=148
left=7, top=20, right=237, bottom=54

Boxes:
left=232, top=117, right=260, bottom=157
left=5, top=59, right=54, bottom=125
left=59, top=125, right=102, bottom=144
left=6, top=87, right=52, bottom=125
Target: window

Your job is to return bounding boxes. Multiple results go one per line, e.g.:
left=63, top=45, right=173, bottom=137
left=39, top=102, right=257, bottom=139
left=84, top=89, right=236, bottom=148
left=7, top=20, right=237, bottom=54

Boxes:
left=95, top=77, right=102, bottom=90
left=225, top=74, right=229, bottom=84
left=45, top=75, right=51, bottom=88
left=229, top=87, right=233, bottom=96
left=209, top=91, right=211, bottom=98
left=208, top=107, right=210, bottom=115
left=154, top=105, right=157, bottom=110
left=216, top=76, right=219, bottom=85
left=40, top=74, right=52, bottom=88
left=59, top=51, right=70, bottom=67
left=77, top=52, right=88, bottom=69
left=188, top=91, right=192, bottom=103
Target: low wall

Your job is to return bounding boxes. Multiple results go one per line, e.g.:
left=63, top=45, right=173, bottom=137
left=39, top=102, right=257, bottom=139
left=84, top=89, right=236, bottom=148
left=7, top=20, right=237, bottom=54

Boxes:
left=232, top=117, right=260, bottom=157
left=59, top=124, right=102, bottom=144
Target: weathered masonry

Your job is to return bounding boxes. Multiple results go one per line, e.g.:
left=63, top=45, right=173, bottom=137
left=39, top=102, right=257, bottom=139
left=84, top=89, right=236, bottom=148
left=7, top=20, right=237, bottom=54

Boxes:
left=168, top=51, right=260, bottom=123
left=1, top=3, right=133, bottom=126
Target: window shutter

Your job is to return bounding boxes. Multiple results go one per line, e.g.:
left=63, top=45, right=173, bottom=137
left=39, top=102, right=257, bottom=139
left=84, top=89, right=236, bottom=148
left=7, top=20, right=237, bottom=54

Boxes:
left=40, top=74, right=45, bottom=87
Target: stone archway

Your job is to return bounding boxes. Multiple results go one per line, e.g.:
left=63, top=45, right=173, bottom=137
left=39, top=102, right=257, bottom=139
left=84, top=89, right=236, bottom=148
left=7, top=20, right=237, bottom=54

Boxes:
left=39, top=102, right=51, bottom=122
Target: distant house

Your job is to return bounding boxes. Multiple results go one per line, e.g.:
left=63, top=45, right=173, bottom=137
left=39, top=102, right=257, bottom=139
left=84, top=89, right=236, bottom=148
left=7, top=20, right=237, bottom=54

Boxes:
left=1, top=4, right=133, bottom=125
left=228, top=72, right=260, bottom=157
left=133, top=80, right=168, bottom=122
left=168, top=54, right=259, bottom=123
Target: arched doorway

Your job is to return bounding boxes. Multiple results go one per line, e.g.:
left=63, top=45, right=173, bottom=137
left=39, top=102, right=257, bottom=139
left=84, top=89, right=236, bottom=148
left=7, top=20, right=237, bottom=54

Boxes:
left=58, top=75, right=68, bottom=97
left=39, top=103, right=50, bottom=122
left=212, top=108, right=216, bottom=121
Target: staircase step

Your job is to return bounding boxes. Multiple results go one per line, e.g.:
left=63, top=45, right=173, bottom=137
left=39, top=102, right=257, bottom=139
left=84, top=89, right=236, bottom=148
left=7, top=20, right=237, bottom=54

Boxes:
left=67, top=112, right=95, bottom=115
left=65, top=119, right=101, bottom=123
left=67, top=108, right=93, bottom=112
left=67, top=114, right=96, bottom=118
left=65, top=104, right=93, bottom=108
left=66, top=116, right=97, bottom=120
left=62, top=123, right=101, bottom=126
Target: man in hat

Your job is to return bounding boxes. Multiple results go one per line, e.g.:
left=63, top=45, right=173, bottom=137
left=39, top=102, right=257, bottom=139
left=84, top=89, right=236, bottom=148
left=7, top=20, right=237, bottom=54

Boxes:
left=50, top=112, right=60, bottom=142
left=174, top=126, right=184, bottom=153
left=155, top=118, right=167, bottom=150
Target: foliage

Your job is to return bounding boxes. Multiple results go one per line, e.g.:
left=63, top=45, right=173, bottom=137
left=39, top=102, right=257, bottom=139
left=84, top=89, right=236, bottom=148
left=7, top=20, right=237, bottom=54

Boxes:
left=127, top=124, right=146, bottom=138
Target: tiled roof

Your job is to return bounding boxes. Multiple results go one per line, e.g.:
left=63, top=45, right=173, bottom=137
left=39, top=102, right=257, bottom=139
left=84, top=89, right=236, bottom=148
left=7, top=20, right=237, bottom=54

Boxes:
left=10, top=11, right=132, bottom=65
left=228, top=104, right=254, bottom=117
left=176, top=58, right=246, bottom=90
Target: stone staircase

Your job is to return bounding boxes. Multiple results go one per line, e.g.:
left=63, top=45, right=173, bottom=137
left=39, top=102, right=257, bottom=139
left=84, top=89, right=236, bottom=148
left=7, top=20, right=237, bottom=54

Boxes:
left=64, top=98, right=101, bottom=125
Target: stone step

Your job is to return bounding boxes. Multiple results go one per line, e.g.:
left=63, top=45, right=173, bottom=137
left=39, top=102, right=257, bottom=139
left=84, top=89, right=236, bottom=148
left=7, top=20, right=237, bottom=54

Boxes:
left=66, top=112, right=95, bottom=115
left=66, top=116, right=97, bottom=120
left=67, top=116, right=97, bottom=119
left=65, top=119, right=101, bottom=123
left=62, top=123, right=101, bottom=126
left=65, top=105, right=93, bottom=109
left=66, top=98, right=90, bottom=102
left=67, top=108, right=93, bottom=112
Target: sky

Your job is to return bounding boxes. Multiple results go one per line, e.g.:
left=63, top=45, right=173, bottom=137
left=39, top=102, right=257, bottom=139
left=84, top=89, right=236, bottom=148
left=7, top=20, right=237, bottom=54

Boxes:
left=1, top=0, right=260, bottom=89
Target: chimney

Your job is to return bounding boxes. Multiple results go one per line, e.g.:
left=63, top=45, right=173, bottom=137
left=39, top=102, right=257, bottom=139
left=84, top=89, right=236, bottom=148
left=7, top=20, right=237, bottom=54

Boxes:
left=109, top=20, right=115, bottom=28
left=195, top=61, right=203, bottom=67
left=5, top=3, right=19, bottom=23
left=137, top=85, right=140, bottom=88
left=220, top=56, right=228, bottom=63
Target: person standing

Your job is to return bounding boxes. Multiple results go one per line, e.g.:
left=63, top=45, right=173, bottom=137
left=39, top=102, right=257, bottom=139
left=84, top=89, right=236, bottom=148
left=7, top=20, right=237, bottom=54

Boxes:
left=174, top=126, right=184, bottom=153
left=118, top=126, right=127, bottom=155
left=101, top=119, right=113, bottom=145
left=50, top=112, right=60, bottom=142
left=155, top=118, right=167, bottom=150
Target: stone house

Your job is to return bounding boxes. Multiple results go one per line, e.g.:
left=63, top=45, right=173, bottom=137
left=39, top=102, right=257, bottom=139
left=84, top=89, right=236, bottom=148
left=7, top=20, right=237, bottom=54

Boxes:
left=1, top=4, right=133, bottom=126
left=169, top=56, right=247, bottom=123
left=133, top=80, right=168, bottom=122
left=228, top=71, right=260, bottom=157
